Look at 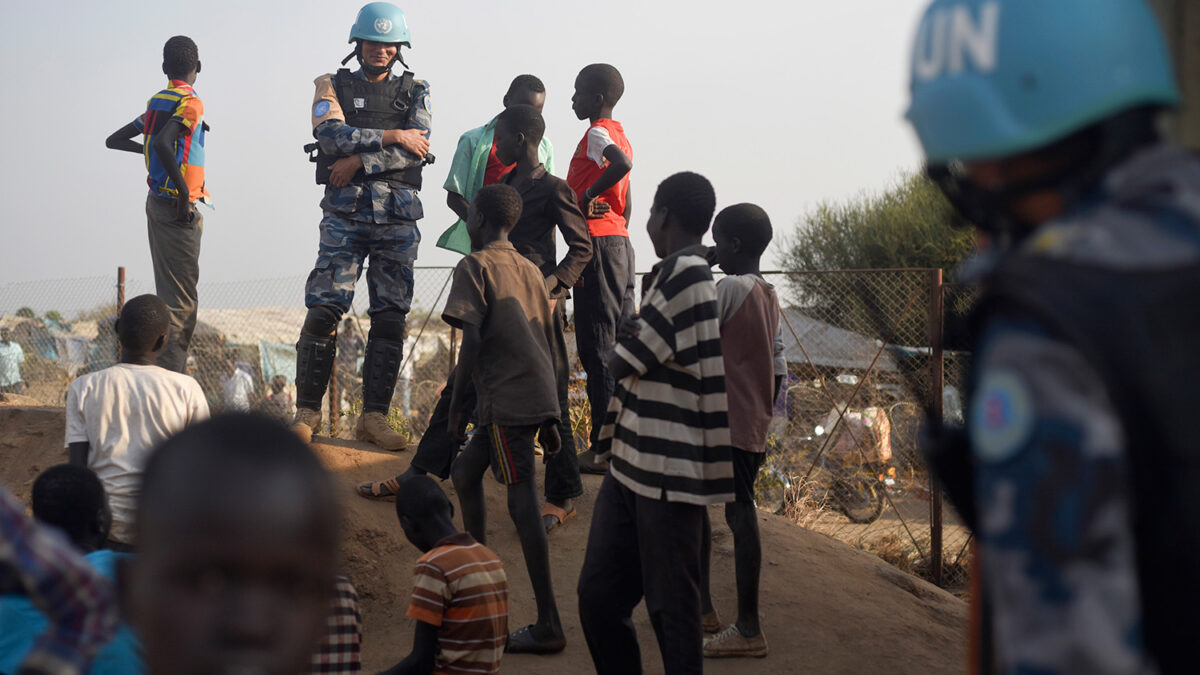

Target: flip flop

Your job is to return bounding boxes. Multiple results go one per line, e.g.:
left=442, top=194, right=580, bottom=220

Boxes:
left=504, top=625, right=566, bottom=654
left=541, top=502, right=576, bottom=533
left=355, top=477, right=401, bottom=501
left=577, top=449, right=610, bottom=475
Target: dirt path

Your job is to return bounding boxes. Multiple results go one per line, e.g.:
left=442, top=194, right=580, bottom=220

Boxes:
left=0, top=406, right=968, bottom=674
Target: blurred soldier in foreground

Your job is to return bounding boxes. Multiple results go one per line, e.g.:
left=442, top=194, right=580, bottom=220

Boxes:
left=908, top=0, right=1200, bottom=672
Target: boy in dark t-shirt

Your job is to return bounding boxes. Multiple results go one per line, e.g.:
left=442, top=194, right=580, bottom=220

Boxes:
left=445, top=184, right=567, bottom=655
left=494, top=104, right=591, bottom=532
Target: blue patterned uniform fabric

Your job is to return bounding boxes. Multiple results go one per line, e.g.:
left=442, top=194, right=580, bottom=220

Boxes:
left=304, top=69, right=431, bottom=316
left=967, top=144, right=1200, bottom=674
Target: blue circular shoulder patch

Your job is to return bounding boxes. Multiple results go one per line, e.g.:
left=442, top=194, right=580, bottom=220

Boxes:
left=313, top=100, right=331, bottom=117
left=969, top=370, right=1034, bottom=463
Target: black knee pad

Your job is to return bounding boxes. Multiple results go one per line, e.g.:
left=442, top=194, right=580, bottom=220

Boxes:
left=368, top=311, right=407, bottom=341
left=302, top=306, right=341, bottom=337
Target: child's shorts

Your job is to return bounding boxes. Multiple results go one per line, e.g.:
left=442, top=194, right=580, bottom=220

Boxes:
left=733, top=448, right=767, bottom=505
left=484, top=423, right=538, bottom=485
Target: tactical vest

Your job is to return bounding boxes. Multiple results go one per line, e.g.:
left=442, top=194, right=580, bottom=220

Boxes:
left=973, top=254, right=1200, bottom=673
left=314, top=68, right=423, bottom=189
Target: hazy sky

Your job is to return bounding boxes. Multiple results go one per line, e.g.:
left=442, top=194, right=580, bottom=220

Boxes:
left=0, top=0, right=927, bottom=288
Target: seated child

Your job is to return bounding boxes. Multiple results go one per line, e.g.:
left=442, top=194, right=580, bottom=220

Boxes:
left=446, top=184, right=566, bottom=653
left=65, top=294, right=210, bottom=548
left=121, top=414, right=340, bottom=675
left=0, top=465, right=143, bottom=674
left=381, top=473, right=508, bottom=674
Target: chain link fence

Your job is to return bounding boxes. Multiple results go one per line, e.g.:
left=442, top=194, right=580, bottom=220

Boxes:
left=754, top=269, right=974, bottom=593
left=0, top=268, right=460, bottom=444
left=0, top=266, right=976, bottom=591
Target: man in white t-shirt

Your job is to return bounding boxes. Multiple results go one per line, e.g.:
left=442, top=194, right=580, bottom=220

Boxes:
left=66, top=294, right=209, bottom=548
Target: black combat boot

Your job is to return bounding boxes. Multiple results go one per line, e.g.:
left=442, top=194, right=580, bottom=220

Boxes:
left=356, top=337, right=407, bottom=450
left=291, top=333, right=336, bottom=443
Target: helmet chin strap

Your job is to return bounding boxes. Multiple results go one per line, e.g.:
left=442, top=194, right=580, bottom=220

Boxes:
left=346, top=40, right=404, bottom=76
left=927, top=106, right=1162, bottom=250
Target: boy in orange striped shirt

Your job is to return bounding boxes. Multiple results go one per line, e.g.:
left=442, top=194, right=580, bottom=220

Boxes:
left=386, top=473, right=508, bottom=675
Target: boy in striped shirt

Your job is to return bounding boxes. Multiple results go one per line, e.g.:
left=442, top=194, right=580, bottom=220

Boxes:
left=386, top=474, right=508, bottom=675
left=578, top=172, right=733, bottom=674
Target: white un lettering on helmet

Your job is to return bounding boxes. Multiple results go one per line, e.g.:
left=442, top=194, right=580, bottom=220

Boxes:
left=374, top=18, right=392, bottom=34
left=913, top=1, right=1000, bottom=81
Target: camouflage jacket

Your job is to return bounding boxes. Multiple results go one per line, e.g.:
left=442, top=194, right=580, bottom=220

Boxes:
left=968, top=144, right=1200, bottom=674
left=310, top=68, right=431, bottom=224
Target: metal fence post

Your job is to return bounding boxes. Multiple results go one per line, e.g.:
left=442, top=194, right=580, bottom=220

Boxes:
left=328, top=352, right=339, bottom=437
left=928, top=268, right=945, bottom=586
left=117, top=267, right=125, bottom=310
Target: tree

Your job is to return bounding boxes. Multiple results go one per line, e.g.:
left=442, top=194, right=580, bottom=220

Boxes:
left=780, top=171, right=974, bottom=276
left=779, top=172, right=976, bottom=351
left=15, top=307, right=35, bottom=319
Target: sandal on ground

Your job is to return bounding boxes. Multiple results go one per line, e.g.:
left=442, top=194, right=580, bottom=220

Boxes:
left=541, top=502, right=577, bottom=534
left=355, top=477, right=401, bottom=501
left=577, top=449, right=610, bottom=475
left=504, top=625, right=566, bottom=654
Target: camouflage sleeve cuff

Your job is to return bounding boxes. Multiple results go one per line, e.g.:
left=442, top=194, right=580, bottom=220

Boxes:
left=361, top=145, right=421, bottom=174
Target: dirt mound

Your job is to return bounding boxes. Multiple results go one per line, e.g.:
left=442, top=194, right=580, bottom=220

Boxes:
left=0, top=393, right=47, bottom=408
left=0, top=407, right=967, bottom=674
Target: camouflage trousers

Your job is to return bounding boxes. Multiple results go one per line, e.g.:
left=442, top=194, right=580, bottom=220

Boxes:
left=303, top=212, right=420, bottom=316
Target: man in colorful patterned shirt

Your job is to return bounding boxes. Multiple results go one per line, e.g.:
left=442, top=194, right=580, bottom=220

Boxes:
left=106, top=36, right=209, bottom=374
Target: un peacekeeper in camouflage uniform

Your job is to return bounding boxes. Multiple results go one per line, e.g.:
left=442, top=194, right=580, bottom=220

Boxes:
left=292, top=2, right=432, bottom=450
left=909, top=1, right=1200, bottom=673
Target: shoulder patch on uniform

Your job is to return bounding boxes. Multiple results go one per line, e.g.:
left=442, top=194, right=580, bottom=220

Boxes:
left=969, top=370, right=1034, bottom=463
left=313, top=100, right=331, bottom=117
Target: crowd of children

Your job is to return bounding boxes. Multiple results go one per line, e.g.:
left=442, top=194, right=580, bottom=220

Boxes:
left=2, top=13, right=788, bottom=674
left=9, top=0, right=1195, bottom=673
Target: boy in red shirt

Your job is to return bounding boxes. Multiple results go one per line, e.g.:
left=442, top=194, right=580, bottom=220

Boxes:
left=566, top=63, right=634, bottom=474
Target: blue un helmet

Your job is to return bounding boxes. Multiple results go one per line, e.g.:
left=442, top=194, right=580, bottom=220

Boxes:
left=349, top=2, right=410, bottom=47
left=905, top=0, right=1180, bottom=238
left=344, top=3, right=411, bottom=72
left=906, top=0, right=1178, bottom=164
